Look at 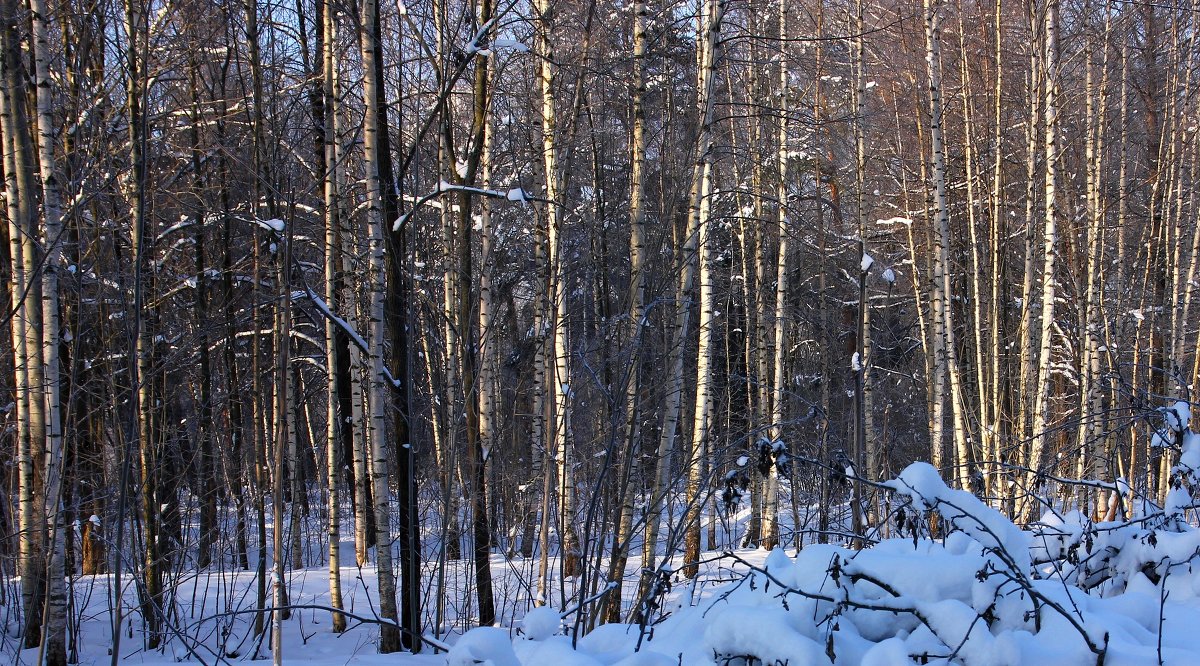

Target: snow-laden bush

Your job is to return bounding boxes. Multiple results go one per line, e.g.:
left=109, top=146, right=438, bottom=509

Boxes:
left=450, top=462, right=1200, bottom=665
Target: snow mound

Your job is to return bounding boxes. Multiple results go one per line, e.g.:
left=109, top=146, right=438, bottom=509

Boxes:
left=447, top=626, right=520, bottom=666
left=447, top=463, right=1200, bottom=664
left=520, top=606, right=562, bottom=640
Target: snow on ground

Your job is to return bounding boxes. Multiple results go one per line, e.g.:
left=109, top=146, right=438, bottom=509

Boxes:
left=10, top=541, right=777, bottom=666
left=13, top=463, right=1200, bottom=664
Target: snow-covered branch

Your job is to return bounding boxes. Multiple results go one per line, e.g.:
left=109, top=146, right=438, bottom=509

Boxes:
left=295, top=289, right=403, bottom=390
left=392, top=181, right=535, bottom=232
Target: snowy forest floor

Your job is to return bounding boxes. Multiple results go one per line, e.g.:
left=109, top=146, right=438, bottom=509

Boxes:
left=11, top=545, right=774, bottom=666
left=11, top=463, right=1200, bottom=665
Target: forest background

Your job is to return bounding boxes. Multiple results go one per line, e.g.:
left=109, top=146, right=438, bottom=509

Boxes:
left=0, top=0, right=1195, bottom=661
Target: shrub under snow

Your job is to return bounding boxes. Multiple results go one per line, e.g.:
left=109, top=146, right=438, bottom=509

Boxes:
left=454, top=462, right=1200, bottom=665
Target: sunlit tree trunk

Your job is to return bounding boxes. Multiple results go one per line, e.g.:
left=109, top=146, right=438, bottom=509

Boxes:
left=985, top=0, right=1007, bottom=500
left=637, top=0, right=725, bottom=616
left=533, top=227, right=553, bottom=604
left=0, top=59, right=32, bottom=623
left=1016, top=20, right=1041, bottom=468
left=321, top=0, right=347, bottom=633
left=477, top=102, right=498, bottom=564
left=348, top=246, right=372, bottom=568
left=1023, top=0, right=1060, bottom=523
left=956, top=1, right=986, bottom=495
left=683, top=151, right=715, bottom=578
left=121, top=0, right=164, bottom=647
left=851, top=0, right=874, bottom=532
left=535, top=0, right=581, bottom=582
left=270, top=227, right=293, bottom=663
left=923, top=0, right=969, bottom=490
left=30, top=0, right=67, bottom=658
left=761, top=0, right=789, bottom=550
left=1075, top=10, right=1109, bottom=514
left=1, top=0, right=46, bottom=646
left=359, top=0, right=399, bottom=649
left=604, top=0, right=648, bottom=621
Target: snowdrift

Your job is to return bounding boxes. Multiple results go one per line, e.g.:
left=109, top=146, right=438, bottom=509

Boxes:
left=450, top=463, right=1200, bottom=665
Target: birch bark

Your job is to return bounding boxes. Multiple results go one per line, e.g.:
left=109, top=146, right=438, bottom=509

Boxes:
left=30, top=0, right=67, bottom=658
left=603, top=0, right=649, bottom=621
left=1023, top=0, right=1060, bottom=523
left=636, top=0, right=725, bottom=618
left=535, top=0, right=581, bottom=581
left=322, top=0, right=346, bottom=631
left=359, top=0, right=400, bottom=649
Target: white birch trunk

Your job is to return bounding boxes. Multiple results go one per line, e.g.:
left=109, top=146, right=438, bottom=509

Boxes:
left=359, top=0, right=399, bottom=648
left=957, top=5, right=988, bottom=494
left=322, top=0, right=346, bottom=631
left=0, top=51, right=41, bottom=648
left=637, top=0, right=725, bottom=618
left=762, top=0, right=789, bottom=549
left=852, top=0, right=874, bottom=528
left=535, top=0, right=581, bottom=581
left=271, top=234, right=293, bottom=665
left=1076, top=22, right=1108, bottom=514
left=30, top=0, right=67, bottom=658
left=924, top=0, right=957, bottom=485
left=604, top=0, right=648, bottom=621
left=683, top=156, right=715, bottom=577
left=533, top=228, right=552, bottom=604
left=1016, top=11, right=1042, bottom=461
left=478, top=99, right=496, bottom=504
left=985, top=0, right=1006, bottom=500
left=1023, top=0, right=1060, bottom=523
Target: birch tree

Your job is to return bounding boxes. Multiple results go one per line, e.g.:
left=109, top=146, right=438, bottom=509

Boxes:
left=359, top=0, right=400, bottom=649
left=1023, top=0, right=1060, bottom=522
left=30, top=0, right=67, bottom=658
left=682, top=110, right=717, bottom=578
left=637, top=0, right=725, bottom=612
left=321, top=0, right=346, bottom=633
left=923, top=0, right=970, bottom=491
left=535, top=0, right=581, bottom=583
left=1, top=0, right=47, bottom=649
left=121, top=0, right=166, bottom=648
left=604, top=0, right=649, bottom=622
left=761, top=0, right=790, bottom=550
